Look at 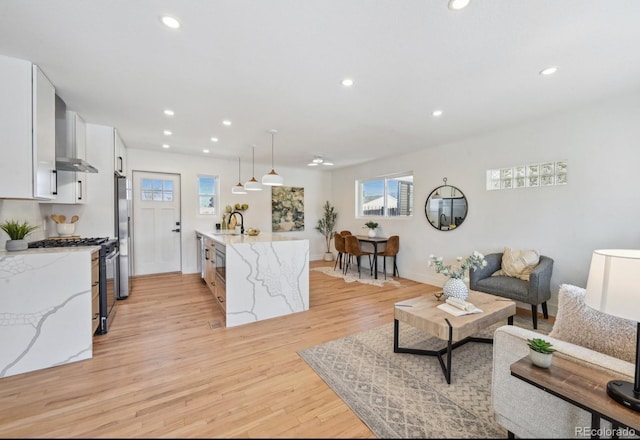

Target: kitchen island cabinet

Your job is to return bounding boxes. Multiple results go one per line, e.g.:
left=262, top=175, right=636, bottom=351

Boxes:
left=0, top=247, right=97, bottom=378
left=196, top=231, right=309, bottom=327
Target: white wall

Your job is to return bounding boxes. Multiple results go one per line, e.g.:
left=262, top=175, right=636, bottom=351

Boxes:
left=125, top=148, right=333, bottom=275
left=330, top=89, right=640, bottom=313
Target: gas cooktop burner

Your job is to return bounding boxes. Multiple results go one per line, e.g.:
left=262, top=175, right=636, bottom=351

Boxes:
left=28, top=237, right=111, bottom=248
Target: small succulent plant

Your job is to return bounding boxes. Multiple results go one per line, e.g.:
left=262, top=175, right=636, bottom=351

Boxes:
left=527, top=338, right=556, bottom=354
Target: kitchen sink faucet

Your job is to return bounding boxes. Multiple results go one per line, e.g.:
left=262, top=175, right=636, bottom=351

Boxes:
left=229, top=211, right=245, bottom=235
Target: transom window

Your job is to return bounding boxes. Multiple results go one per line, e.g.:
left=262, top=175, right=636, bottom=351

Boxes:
left=141, top=178, right=173, bottom=201
left=357, top=172, right=414, bottom=218
left=198, top=175, right=217, bottom=215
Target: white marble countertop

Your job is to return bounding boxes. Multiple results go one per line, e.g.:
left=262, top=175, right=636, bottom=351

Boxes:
left=0, top=246, right=101, bottom=256
left=196, top=230, right=305, bottom=245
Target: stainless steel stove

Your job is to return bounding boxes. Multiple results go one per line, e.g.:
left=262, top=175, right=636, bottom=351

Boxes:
left=28, top=237, right=113, bottom=248
left=28, top=237, right=120, bottom=335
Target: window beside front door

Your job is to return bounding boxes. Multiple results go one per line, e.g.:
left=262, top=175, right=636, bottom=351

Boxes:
left=198, top=175, right=218, bottom=215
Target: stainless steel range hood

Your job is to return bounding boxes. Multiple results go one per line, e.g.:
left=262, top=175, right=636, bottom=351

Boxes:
left=55, top=157, right=98, bottom=173
left=55, top=95, right=98, bottom=173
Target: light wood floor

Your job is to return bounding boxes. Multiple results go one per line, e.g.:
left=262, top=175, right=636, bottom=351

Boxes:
left=0, top=261, right=533, bottom=438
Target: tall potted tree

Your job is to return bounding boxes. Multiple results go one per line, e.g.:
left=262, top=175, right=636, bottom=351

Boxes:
left=315, top=201, right=338, bottom=261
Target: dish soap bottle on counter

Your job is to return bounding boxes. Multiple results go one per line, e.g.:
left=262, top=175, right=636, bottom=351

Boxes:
left=221, top=215, right=227, bottom=231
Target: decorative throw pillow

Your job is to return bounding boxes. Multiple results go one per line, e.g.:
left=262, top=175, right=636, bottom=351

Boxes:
left=548, top=283, right=635, bottom=363
left=491, top=247, right=540, bottom=281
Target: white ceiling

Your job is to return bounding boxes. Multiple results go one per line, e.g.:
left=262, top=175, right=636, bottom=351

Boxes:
left=2, top=0, right=640, bottom=171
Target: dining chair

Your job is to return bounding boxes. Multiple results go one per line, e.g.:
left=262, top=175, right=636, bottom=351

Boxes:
left=343, top=235, right=373, bottom=278
left=339, top=230, right=352, bottom=236
left=333, top=232, right=346, bottom=271
left=376, top=235, right=399, bottom=279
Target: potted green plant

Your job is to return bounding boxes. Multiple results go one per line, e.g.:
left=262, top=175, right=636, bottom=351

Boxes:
left=315, top=201, right=337, bottom=261
left=527, top=337, right=556, bottom=368
left=364, top=221, right=379, bottom=238
left=1, top=219, right=38, bottom=251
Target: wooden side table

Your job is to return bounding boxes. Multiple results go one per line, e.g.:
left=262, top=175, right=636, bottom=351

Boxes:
left=510, top=355, right=639, bottom=439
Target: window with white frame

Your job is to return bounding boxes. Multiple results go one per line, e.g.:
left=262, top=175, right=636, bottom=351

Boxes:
left=357, top=172, right=414, bottom=218
left=141, top=178, right=174, bottom=201
left=198, top=175, right=217, bottom=215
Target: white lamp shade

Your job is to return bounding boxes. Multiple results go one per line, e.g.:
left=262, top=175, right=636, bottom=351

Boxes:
left=244, top=177, right=262, bottom=191
left=262, top=169, right=283, bottom=186
left=231, top=182, right=247, bottom=194
left=584, top=249, right=640, bottom=322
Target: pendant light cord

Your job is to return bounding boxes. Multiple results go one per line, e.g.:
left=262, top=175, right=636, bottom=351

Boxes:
left=271, top=132, right=275, bottom=169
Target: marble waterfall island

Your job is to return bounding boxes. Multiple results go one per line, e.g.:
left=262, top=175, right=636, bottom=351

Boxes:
left=198, top=231, right=309, bottom=327
left=0, top=248, right=94, bottom=378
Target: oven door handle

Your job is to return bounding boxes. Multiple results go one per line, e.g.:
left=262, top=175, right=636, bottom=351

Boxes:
left=106, top=249, right=120, bottom=261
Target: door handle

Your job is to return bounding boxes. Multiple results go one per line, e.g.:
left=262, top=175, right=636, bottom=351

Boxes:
left=172, top=228, right=180, bottom=232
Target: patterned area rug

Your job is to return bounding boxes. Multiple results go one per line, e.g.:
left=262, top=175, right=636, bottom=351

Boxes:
left=298, top=315, right=552, bottom=438
left=311, top=265, right=403, bottom=287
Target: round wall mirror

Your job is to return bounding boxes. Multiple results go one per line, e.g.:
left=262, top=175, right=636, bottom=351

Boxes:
left=424, top=178, right=468, bottom=231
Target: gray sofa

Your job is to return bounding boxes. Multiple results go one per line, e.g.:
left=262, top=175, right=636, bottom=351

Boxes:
left=469, top=252, right=553, bottom=329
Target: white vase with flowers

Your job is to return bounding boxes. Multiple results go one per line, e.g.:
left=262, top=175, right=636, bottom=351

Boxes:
left=428, top=251, right=487, bottom=301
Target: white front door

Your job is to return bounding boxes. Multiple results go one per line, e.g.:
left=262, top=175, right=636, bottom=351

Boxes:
left=133, top=171, right=181, bottom=275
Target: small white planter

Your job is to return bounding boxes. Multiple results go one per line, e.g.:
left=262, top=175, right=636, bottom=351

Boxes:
left=529, top=349, right=553, bottom=368
left=5, top=239, right=28, bottom=251
left=323, top=252, right=334, bottom=262
left=368, top=228, right=376, bottom=238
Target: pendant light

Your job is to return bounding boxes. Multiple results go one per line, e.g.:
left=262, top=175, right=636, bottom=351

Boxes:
left=244, top=145, right=262, bottom=191
left=262, top=129, right=283, bottom=186
left=231, top=156, right=247, bottom=194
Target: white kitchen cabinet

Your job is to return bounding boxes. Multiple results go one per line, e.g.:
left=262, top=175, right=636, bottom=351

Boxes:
left=0, top=55, right=57, bottom=200
left=114, top=129, right=127, bottom=176
left=55, top=112, right=87, bottom=204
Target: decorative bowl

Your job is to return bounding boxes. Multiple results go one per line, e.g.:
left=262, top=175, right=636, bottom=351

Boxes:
left=56, top=223, right=76, bottom=237
left=247, top=228, right=260, bottom=236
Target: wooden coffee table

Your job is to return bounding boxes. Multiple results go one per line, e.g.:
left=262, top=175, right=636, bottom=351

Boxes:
left=394, top=290, right=516, bottom=384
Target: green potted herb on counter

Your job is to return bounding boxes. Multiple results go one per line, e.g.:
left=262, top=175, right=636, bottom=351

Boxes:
left=1, top=219, right=38, bottom=251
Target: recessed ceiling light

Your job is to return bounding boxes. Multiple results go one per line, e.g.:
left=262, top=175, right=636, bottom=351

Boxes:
left=162, top=144, right=170, bottom=149
left=432, top=109, right=444, bottom=117
left=203, top=149, right=210, bottom=153
left=341, top=78, right=354, bottom=87
left=448, top=0, right=471, bottom=10
left=222, top=120, right=232, bottom=126
left=163, top=109, right=174, bottom=116
left=163, top=130, right=172, bottom=136
left=160, top=15, right=181, bottom=29
left=211, top=137, right=219, bottom=142
left=539, top=66, right=559, bottom=76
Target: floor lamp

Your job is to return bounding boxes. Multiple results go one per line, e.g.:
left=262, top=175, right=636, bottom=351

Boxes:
left=584, top=249, right=640, bottom=412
